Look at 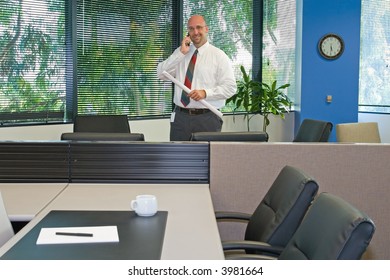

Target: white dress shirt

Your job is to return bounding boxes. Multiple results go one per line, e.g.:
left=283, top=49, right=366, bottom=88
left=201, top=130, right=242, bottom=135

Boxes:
left=157, top=41, right=237, bottom=109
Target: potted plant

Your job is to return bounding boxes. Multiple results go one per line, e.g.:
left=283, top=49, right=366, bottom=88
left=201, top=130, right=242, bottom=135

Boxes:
left=227, top=65, right=292, bottom=132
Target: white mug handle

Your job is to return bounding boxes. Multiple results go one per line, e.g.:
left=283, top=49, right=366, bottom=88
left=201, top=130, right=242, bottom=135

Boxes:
left=131, top=200, right=137, bottom=210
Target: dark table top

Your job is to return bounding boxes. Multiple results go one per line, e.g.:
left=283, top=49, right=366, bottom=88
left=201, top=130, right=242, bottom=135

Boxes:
left=1, top=210, right=168, bottom=260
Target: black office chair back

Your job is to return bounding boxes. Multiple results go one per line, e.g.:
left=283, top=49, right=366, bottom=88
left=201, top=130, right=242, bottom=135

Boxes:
left=74, top=115, right=130, bottom=133
left=244, top=165, right=319, bottom=249
left=61, top=132, right=145, bottom=141
left=293, top=118, right=333, bottom=142
left=279, top=192, right=375, bottom=260
left=190, top=131, right=268, bottom=142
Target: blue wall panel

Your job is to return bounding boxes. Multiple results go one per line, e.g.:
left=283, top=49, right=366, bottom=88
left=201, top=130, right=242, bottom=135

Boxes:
left=298, top=0, right=361, bottom=141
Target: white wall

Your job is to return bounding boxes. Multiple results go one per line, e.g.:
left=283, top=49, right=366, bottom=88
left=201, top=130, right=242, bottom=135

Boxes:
left=221, top=113, right=295, bottom=142
left=0, top=124, right=73, bottom=141
left=358, top=113, right=390, bottom=143
left=0, top=113, right=295, bottom=142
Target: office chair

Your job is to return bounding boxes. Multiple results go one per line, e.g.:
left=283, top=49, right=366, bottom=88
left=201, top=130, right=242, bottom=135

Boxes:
left=61, top=132, right=145, bottom=141
left=190, top=131, right=269, bottom=142
left=336, top=122, right=381, bottom=143
left=218, top=165, right=319, bottom=257
left=293, top=118, right=333, bottom=142
left=60, top=114, right=145, bottom=141
left=0, top=192, right=14, bottom=247
left=226, top=192, right=376, bottom=260
left=73, top=114, right=131, bottom=133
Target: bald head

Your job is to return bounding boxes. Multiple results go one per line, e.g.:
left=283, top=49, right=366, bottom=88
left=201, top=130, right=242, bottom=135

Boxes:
left=188, top=15, right=206, bottom=26
left=187, top=15, right=209, bottom=48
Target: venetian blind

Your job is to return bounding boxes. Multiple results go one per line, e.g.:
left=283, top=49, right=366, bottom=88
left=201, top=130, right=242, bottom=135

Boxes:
left=183, top=0, right=254, bottom=82
left=0, top=0, right=66, bottom=125
left=182, top=0, right=296, bottom=110
left=76, top=0, right=174, bottom=118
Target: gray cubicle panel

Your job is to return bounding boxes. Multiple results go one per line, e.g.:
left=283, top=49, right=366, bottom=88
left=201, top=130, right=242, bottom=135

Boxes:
left=0, top=142, right=69, bottom=183
left=209, top=142, right=390, bottom=260
left=0, top=141, right=209, bottom=184
left=68, top=142, right=209, bottom=183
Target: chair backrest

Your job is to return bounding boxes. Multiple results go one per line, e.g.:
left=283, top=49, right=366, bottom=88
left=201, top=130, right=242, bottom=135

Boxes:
left=244, top=165, right=319, bottom=248
left=190, top=131, right=269, bottom=142
left=0, top=192, right=14, bottom=247
left=336, top=122, right=381, bottom=143
left=61, top=132, right=145, bottom=141
left=279, top=192, right=376, bottom=260
left=73, top=115, right=130, bottom=133
left=293, top=118, right=333, bottom=142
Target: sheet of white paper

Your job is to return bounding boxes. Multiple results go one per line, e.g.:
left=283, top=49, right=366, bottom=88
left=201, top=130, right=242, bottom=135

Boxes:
left=162, top=71, right=224, bottom=118
left=36, top=226, right=119, bottom=245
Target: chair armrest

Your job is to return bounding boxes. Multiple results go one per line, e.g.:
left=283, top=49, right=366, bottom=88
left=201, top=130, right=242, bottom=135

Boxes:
left=222, top=240, right=284, bottom=256
left=215, top=211, right=251, bottom=221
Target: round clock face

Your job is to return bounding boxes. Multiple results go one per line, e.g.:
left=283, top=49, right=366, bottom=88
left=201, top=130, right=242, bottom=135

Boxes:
left=318, top=34, right=344, bottom=59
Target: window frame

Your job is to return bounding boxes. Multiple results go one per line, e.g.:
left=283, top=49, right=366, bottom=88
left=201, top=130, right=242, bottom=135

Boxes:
left=1, top=0, right=298, bottom=126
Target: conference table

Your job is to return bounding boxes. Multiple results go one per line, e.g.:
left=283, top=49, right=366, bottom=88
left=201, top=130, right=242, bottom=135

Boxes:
left=0, top=183, right=68, bottom=222
left=0, top=183, right=224, bottom=260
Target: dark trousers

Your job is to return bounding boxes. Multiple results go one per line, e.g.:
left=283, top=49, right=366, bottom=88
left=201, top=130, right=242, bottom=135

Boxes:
left=170, top=107, right=223, bottom=141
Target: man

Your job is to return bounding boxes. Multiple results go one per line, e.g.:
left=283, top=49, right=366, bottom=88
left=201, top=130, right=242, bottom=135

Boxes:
left=157, top=15, right=237, bottom=141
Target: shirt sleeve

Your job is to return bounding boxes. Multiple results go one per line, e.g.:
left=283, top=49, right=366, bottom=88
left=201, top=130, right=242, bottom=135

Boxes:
left=203, top=51, right=237, bottom=101
left=156, top=47, right=186, bottom=80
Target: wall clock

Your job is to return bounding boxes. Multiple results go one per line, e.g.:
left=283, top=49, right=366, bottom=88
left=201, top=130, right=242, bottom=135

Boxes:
left=318, top=33, right=344, bottom=60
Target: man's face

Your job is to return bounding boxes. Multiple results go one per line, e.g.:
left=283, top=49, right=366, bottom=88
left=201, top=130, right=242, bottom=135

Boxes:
left=187, top=16, right=209, bottom=48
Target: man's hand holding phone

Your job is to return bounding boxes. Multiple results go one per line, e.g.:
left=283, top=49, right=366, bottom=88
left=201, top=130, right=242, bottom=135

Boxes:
left=185, top=33, right=191, bottom=46
left=180, top=33, right=191, bottom=54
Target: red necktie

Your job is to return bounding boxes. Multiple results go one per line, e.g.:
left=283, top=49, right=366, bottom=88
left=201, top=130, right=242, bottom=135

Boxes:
left=181, top=49, right=198, bottom=106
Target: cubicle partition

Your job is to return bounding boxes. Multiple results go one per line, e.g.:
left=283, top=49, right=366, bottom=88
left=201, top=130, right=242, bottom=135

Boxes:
left=69, top=142, right=209, bottom=183
left=0, top=141, right=209, bottom=184
left=0, top=142, right=69, bottom=183
left=209, top=142, right=390, bottom=260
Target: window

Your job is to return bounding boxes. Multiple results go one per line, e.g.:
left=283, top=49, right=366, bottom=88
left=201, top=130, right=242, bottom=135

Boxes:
left=262, top=0, right=295, bottom=104
left=359, top=0, right=390, bottom=113
left=75, top=0, right=174, bottom=118
left=0, top=0, right=296, bottom=125
left=183, top=0, right=253, bottom=81
left=183, top=0, right=295, bottom=111
left=0, top=0, right=66, bottom=124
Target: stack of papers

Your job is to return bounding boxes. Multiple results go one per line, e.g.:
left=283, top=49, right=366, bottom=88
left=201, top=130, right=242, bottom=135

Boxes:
left=36, top=226, right=119, bottom=245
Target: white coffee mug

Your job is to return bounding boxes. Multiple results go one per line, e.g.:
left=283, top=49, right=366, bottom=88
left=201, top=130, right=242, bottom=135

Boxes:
left=131, top=194, right=158, bottom=217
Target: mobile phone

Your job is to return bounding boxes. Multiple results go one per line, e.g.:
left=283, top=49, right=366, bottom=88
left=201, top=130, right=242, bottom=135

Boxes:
left=185, top=33, right=190, bottom=46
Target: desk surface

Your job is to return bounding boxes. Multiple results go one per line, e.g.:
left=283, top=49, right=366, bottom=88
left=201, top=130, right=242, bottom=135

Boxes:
left=0, top=183, right=68, bottom=222
left=1, top=210, right=168, bottom=260
left=0, top=184, right=224, bottom=260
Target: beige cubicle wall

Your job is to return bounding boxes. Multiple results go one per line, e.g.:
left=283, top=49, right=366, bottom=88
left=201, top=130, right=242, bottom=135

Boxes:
left=209, top=142, right=390, bottom=260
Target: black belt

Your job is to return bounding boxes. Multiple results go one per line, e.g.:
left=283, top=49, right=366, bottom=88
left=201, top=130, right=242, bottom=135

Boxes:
left=177, top=107, right=211, bottom=115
